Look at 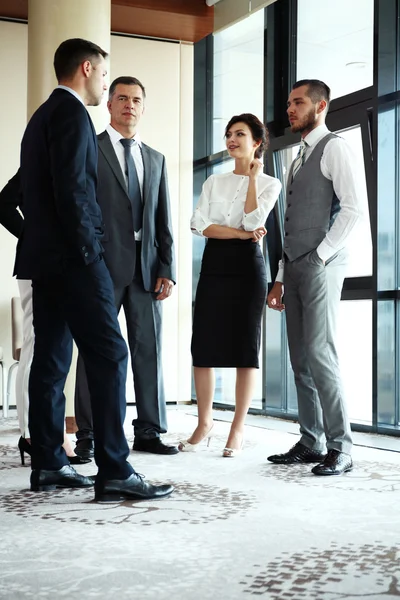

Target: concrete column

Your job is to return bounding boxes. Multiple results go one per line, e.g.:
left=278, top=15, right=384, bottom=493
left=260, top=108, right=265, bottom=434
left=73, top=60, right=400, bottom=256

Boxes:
left=27, top=0, right=111, bottom=128
left=178, top=42, right=194, bottom=402
left=27, top=0, right=111, bottom=426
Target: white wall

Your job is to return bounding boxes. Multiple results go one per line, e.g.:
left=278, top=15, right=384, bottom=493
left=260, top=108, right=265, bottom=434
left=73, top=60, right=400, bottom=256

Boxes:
left=0, top=21, right=28, bottom=397
left=0, top=22, right=193, bottom=409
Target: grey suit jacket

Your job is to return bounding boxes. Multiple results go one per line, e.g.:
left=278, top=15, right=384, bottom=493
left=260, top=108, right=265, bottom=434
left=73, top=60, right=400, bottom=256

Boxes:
left=97, top=131, right=176, bottom=291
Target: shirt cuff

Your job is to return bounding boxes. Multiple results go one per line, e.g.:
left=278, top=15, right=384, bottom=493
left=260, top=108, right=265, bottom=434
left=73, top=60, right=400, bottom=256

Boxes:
left=243, top=207, right=262, bottom=231
left=191, top=219, right=213, bottom=237
left=275, top=265, right=284, bottom=283
left=316, top=241, right=336, bottom=263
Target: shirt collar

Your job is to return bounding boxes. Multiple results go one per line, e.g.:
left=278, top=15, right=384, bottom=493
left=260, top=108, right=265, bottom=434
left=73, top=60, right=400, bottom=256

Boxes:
left=56, top=85, right=85, bottom=105
left=106, top=123, right=142, bottom=147
left=303, top=124, right=329, bottom=148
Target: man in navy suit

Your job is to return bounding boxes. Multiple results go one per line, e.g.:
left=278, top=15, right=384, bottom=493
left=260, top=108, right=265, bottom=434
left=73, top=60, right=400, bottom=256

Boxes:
left=14, top=38, right=173, bottom=501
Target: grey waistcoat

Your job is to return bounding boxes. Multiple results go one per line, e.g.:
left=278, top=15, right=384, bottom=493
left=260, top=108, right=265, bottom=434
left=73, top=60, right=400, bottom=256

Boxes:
left=283, top=133, right=340, bottom=261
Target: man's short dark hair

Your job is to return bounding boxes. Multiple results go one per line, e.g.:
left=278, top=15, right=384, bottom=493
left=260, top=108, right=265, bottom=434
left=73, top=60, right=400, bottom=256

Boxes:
left=108, top=76, right=146, bottom=101
left=53, top=38, right=108, bottom=82
left=293, top=79, right=331, bottom=110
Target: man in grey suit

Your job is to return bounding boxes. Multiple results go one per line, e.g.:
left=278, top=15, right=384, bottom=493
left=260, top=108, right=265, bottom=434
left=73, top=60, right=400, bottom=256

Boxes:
left=74, top=76, right=178, bottom=457
left=267, top=79, right=361, bottom=476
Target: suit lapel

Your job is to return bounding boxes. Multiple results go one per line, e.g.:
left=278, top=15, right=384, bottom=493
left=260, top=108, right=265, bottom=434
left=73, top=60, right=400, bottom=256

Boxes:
left=97, top=131, right=129, bottom=198
left=140, top=143, right=152, bottom=206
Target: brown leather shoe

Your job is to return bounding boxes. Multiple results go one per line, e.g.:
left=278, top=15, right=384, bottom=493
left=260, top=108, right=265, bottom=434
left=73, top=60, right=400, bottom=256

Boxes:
left=311, top=449, right=353, bottom=476
left=268, top=442, right=326, bottom=464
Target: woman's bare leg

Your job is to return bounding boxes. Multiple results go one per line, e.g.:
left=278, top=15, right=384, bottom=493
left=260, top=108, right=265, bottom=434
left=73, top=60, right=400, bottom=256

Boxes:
left=186, top=367, right=215, bottom=444
left=224, top=367, right=257, bottom=450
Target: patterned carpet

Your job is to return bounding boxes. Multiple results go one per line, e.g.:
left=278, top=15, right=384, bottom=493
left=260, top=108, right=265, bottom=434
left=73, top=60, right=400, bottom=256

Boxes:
left=0, top=408, right=400, bottom=599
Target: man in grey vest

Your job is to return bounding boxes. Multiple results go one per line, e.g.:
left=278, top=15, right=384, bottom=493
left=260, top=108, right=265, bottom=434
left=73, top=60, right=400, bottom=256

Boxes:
left=267, top=79, right=361, bottom=476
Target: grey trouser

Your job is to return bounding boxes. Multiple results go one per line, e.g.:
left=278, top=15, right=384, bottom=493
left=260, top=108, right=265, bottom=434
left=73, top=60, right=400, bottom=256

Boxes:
left=74, top=249, right=167, bottom=441
left=284, top=248, right=352, bottom=454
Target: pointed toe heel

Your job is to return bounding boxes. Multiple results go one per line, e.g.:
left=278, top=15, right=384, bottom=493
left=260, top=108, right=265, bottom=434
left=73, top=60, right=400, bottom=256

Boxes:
left=178, top=425, right=215, bottom=452
left=222, top=438, right=244, bottom=458
left=18, top=437, right=32, bottom=466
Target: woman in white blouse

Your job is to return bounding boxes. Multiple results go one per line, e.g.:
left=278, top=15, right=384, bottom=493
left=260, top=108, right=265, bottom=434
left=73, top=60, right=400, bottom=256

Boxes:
left=179, top=113, right=282, bottom=457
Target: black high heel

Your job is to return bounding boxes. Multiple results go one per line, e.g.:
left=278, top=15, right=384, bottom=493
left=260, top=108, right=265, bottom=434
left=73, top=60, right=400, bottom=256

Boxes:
left=18, top=436, right=31, bottom=466
left=18, top=436, right=91, bottom=465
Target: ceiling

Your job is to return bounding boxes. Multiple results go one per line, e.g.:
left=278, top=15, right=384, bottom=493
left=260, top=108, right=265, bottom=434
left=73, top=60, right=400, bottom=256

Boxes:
left=0, top=0, right=214, bottom=42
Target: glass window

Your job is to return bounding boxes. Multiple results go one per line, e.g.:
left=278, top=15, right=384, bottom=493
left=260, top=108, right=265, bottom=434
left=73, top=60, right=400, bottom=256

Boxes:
left=337, top=126, right=372, bottom=278
left=337, top=300, right=372, bottom=425
left=377, top=105, right=397, bottom=291
left=297, top=0, right=374, bottom=99
left=213, top=11, right=264, bottom=153
left=377, top=301, right=396, bottom=426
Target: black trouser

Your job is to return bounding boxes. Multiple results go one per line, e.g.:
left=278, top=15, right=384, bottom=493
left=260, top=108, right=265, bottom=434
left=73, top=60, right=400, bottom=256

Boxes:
left=74, top=245, right=168, bottom=441
left=28, top=257, right=133, bottom=480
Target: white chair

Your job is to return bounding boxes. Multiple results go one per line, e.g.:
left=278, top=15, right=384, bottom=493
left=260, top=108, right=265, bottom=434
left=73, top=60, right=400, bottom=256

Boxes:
left=0, top=346, right=8, bottom=417
left=6, top=297, right=23, bottom=414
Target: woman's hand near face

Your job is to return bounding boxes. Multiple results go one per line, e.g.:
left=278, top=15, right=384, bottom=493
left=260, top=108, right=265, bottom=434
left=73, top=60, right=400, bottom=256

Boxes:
left=249, top=158, right=263, bottom=180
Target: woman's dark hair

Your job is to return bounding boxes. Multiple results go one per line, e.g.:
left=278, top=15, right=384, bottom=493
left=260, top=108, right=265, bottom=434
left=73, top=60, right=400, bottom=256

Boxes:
left=224, top=113, right=269, bottom=158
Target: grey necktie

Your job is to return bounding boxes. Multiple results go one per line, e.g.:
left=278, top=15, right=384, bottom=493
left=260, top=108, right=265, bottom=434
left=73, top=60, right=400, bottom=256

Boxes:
left=292, top=140, right=307, bottom=180
left=120, top=138, right=142, bottom=232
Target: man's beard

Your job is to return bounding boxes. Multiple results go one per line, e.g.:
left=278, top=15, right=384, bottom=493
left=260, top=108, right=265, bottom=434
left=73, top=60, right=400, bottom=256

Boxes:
left=290, top=107, right=317, bottom=133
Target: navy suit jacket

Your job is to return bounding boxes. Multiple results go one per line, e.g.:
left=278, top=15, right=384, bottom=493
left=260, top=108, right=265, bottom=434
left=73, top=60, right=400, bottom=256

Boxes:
left=14, top=89, right=104, bottom=280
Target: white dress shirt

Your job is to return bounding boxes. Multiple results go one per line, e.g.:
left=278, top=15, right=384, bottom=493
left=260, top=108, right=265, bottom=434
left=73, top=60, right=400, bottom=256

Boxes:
left=106, top=124, right=144, bottom=241
left=276, top=124, right=362, bottom=283
left=191, top=172, right=282, bottom=236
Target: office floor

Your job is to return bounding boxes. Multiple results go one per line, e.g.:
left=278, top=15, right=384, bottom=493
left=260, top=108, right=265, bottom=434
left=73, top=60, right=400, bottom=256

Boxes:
left=0, top=406, right=399, bottom=599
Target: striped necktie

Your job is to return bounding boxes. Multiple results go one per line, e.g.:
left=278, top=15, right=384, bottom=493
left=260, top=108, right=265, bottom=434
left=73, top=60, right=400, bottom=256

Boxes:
left=292, top=140, right=307, bottom=180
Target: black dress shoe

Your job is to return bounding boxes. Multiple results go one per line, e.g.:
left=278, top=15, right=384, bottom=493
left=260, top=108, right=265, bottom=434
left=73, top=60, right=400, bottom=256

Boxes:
left=132, top=437, right=179, bottom=455
left=268, top=442, right=326, bottom=464
left=30, top=465, right=94, bottom=491
left=311, top=449, right=353, bottom=476
left=75, top=438, right=94, bottom=459
left=94, top=472, right=174, bottom=502
left=68, top=455, right=92, bottom=465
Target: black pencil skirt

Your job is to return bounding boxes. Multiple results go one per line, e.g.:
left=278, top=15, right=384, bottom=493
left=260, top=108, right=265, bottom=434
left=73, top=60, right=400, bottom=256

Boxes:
left=191, top=238, right=267, bottom=368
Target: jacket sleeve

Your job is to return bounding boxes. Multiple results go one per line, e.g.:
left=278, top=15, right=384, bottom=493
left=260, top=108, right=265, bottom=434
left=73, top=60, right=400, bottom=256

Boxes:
left=156, top=156, right=176, bottom=283
left=48, top=101, right=102, bottom=264
left=0, top=169, right=24, bottom=239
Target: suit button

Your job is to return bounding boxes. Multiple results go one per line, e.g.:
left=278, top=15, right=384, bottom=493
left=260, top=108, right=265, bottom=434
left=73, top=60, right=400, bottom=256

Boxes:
left=289, top=191, right=292, bottom=195
left=288, top=203, right=291, bottom=207
left=84, top=252, right=89, bottom=257
left=285, top=217, right=289, bottom=221
left=82, top=246, right=86, bottom=251
left=128, top=205, right=132, bottom=210
left=285, top=232, right=288, bottom=236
